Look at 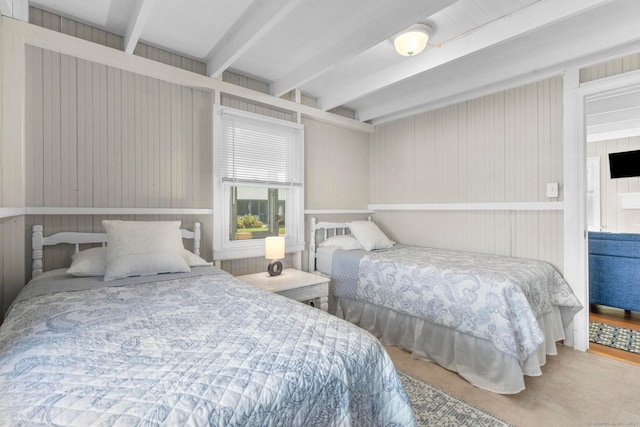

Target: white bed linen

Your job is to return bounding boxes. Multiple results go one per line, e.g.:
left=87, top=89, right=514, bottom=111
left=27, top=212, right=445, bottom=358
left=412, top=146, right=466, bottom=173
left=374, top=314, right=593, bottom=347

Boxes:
left=315, top=246, right=337, bottom=275
left=333, top=296, right=566, bottom=394
left=326, top=245, right=581, bottom=394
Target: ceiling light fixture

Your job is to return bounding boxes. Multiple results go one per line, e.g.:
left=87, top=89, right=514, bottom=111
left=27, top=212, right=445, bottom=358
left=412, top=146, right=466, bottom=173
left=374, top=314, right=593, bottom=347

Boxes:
left=393, top=23, right=432, bottom=57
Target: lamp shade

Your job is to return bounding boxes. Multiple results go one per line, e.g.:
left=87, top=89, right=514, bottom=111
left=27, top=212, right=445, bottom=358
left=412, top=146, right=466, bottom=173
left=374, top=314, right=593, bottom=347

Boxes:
left=265, top=236, right=285, bottom=260
left=393, top=24, right=431, bottom=56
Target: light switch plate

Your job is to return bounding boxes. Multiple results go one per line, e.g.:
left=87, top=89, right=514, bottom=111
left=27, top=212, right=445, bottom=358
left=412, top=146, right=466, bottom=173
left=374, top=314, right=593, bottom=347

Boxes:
left=546, top=182, right=559, bottom=198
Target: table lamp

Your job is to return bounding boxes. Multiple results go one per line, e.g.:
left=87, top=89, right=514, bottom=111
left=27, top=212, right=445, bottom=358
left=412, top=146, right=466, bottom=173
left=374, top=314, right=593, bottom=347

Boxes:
left=265, top=236, right=285, bottom=276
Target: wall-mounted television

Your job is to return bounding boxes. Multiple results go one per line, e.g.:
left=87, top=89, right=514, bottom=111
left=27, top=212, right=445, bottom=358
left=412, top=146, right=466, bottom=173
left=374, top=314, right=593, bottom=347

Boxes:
left=609, top=149, right=640, bottom=179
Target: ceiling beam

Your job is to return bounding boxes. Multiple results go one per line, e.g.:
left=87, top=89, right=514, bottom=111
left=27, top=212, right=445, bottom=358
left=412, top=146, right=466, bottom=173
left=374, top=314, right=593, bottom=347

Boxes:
left=1, top=0, right=28, bottom=21
left=318, top=0, right=614, bottom=113
left=124, top=0, right=156, bottom=54
left=368, top=37, right=640, bottom=126
left=0, top=0, right=13, bottom=16
left=0, top=0, right=12, bottom=17
left=206, top=0, right=303, bottom=79
left=269, top=0, right=456, bottom=98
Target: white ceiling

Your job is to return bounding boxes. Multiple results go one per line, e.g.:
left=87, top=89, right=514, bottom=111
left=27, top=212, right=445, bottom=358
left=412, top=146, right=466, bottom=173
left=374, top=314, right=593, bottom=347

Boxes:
left=25, top=0, right=640, bottom=124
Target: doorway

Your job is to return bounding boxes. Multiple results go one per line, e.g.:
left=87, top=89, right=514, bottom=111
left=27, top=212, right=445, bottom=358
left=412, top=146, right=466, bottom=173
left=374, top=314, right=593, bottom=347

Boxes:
left=564, top=67, right=640, bottom=353
left=584, top=82, right=640, bottom=364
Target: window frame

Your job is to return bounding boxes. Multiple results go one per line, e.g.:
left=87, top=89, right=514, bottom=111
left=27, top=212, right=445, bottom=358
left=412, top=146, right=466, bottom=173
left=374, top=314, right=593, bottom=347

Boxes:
left=213, top=106, right=304, bottom=261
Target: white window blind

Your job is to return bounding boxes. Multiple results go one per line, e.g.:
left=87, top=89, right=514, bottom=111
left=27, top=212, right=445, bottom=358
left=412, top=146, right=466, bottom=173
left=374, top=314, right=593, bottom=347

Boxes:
left=217, top=108, right=303, bottom=186
left=213, top=106, right=305, bottom=261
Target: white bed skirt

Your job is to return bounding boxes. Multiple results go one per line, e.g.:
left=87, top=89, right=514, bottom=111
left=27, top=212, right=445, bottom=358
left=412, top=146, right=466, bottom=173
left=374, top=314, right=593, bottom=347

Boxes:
left=331, top=296, right=566, bottom=394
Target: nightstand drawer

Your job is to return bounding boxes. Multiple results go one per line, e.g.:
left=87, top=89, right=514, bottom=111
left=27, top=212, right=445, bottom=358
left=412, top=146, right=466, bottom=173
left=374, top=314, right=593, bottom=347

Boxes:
left=278, top=281, right=328, bottom=303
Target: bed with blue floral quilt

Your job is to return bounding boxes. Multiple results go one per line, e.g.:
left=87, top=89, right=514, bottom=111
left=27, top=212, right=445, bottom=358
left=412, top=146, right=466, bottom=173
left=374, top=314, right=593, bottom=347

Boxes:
left=0, top=267, right=415, bottom=426
left=309, top=219, right=583, bottom=395
left=0, top=267, right=414, bottom=426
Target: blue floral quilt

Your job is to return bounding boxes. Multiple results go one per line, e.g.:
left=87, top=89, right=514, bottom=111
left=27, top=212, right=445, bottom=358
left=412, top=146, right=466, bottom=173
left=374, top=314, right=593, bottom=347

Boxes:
left=351, top=246, right=582, bottom=363
left=0, top=269, right=415, bottom=426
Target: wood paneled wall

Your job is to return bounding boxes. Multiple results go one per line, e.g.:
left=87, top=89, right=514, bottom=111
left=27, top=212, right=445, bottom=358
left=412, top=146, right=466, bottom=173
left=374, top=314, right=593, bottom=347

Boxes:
left=222, top=71, right=270, bottom=94
left=17, top=48, right=372, bottom=284
left=26, top=46, right=212, bottom=210
left=587, top=136, right=640, bottom=233
left=0, top=17, right=374, bottom=322
left=24, top=45, right=213, bottom=266
left=370, top=77, right=565, bottom=271
left=371, top=78, right=563, bottom=204
left=1, top=17, right=27, bottom=321
left=29, top=7, right=207, bottom=76
left=220, top=94, right=296, bottom=122
left=0, top=217, right=25, bottom=321
left=581, top=52, right=640, bottom=83
left=302, top=118, right=370, bottom=272
left=304, top=118, right=369, bottom=210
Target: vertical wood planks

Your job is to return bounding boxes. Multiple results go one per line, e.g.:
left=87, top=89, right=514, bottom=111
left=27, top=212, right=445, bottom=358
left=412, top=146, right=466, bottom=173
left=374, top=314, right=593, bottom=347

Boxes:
left=26, top=46, right=44, bottom=207
left=61, top=53, right=78, bottom=207
left=107, top=66, right=122, bottom=208
left=303, top=117, right=369, bottom=210
left=77, top=57, right=93, bottom=208
left=25, top=46, right=213, bottom=214
left=371, top=77, right=565, bottom=268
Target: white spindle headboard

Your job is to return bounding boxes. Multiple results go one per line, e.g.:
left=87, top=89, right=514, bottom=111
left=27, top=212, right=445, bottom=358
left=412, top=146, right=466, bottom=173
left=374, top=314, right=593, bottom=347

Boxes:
left=308, top=217, right=370, bottom=273
left=32, top=222, right=201, bottom=277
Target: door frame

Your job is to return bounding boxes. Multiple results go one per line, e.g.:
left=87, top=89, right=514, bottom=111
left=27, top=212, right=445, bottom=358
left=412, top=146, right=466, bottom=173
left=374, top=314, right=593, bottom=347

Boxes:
left=563, top=67, right=640, bottom=351
left=586, top=156, right=601, bottom=232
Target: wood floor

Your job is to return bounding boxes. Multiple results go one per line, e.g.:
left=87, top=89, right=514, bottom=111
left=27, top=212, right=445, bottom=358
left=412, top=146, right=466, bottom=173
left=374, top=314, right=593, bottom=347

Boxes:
left=589, top=305, right=640, bottom=366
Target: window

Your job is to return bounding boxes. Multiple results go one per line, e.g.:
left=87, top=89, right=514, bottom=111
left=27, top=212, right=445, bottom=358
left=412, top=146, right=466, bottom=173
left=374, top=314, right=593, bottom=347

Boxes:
left=232, top=186, right=286, bottom=240
left=213, top=106, right=304, bottom=260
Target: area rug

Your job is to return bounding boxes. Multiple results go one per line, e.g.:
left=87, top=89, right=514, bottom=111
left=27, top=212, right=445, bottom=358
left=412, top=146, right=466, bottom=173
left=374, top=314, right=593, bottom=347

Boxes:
left=589, top=321, right=640, bottom=354
left=398, top=370, right=513, bottom=427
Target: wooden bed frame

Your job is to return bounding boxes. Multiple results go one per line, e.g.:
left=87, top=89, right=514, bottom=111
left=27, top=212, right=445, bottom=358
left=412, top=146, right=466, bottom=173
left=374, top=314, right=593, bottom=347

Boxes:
left=31, top=222, right=201, bottom=277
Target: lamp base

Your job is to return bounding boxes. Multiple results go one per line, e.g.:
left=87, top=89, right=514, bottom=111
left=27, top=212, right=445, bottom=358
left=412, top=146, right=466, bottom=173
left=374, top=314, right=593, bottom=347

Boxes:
left=268, top=260, right=283, bottom=276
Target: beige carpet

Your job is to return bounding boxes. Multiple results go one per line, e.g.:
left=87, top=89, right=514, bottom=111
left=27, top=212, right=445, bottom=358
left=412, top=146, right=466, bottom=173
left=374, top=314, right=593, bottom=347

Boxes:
left=386, top=344, right=640, bottom=427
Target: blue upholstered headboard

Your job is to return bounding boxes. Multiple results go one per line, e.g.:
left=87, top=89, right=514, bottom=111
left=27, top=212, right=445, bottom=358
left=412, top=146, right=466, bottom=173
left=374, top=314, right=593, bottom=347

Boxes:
left=588, top=232, right=640, bottom=312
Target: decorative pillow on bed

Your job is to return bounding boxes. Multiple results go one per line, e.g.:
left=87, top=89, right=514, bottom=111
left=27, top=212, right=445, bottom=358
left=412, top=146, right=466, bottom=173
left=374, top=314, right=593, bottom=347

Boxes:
left=181, top=249, right=213, bottom=267
left=348, top=220, right=395, bottom=251
left=318, top=234, right=363, bottom=250
left=66, top=247, right=107, bottom=277
left=102, top=220, right=191, bottom=281
left=66, top=246, right=211, bottom=277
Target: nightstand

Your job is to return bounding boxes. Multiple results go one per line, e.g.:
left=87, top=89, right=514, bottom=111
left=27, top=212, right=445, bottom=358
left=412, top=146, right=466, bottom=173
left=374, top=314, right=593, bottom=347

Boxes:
left=236, top=268, right=329, bottom=311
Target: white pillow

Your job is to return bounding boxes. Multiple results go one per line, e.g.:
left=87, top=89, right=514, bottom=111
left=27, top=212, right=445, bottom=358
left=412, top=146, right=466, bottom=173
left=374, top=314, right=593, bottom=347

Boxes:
left=66, top=246, right=211, bottom=277
left=319, top=234, right=363, bottom=251
left=182, top=249, right=213, bottom=267
left=348, top=221, right=395, bottom=251
left=102, top=220, right=191, bottom=281
left=66, top=247, right=106, bottom=276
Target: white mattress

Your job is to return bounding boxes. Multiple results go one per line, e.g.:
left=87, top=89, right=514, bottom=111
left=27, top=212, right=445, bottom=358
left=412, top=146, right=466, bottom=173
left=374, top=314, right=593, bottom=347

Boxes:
left=316, top=246, right=338, bottom=275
